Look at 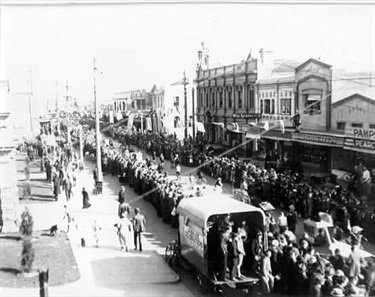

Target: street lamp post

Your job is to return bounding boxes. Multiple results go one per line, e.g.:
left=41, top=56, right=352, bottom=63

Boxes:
left=93, top=58, right=103, bottom=188
left=183, top=70, right=188, bottom=139
left=192, top=87, right=195, bottom=140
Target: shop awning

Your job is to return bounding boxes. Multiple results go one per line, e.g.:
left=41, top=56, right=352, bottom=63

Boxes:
left=212, top=122, right=225, bottom=128
left=196, top=122, right=206, bottom=133
left=230, top=130, right=245, bottom=134
left=344, top=146, right=375, bottom=155
left=246, top=132, right=260, bottom=139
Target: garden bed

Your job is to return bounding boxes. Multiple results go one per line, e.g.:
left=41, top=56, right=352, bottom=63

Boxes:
left=0, top=231, right=80, bottom=287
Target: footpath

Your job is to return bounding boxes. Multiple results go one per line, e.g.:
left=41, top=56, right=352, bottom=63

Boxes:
left=1, top=153, right=193, bottom=297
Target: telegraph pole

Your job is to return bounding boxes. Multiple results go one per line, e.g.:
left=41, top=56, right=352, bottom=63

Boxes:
left=55, top=80, right=59, bottom=111
left=93, top=58, right=103, bottom=187
left=183, top=70, right=188, bottom=139
left=192, top=87, right=195, bottom=140
left=29, top=67, right=34, bottom=137
left=65, top=81, right=71, bottom=143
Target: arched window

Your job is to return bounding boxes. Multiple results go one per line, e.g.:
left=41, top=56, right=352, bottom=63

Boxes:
left=228, top=88, right=232, bottom=108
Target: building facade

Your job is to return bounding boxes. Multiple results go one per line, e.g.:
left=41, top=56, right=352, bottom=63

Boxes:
left=150, top=85, right=165, bottom=117
left=195, top=57, right=258, bottom=154
left=260, top=58, right=334, bottom=173
left=163, top=79, right=195, bottom=139
left=331, top=94, right=375, bottom=171
left=113, top=91, right=132, bottom=113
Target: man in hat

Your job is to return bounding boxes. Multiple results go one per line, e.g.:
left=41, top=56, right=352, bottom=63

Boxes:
left=115, top=212, right=133, bottom=252
left=347, top=242, right=364, bottom=278
left=287, top=205, right=298, bottom=234
left=82, top=187, right=91, bottom=209
left=133, top=207, right=146, bottom=251
left=118, top=186, right=126, bottom=204
left=227, top=230, right=239, bottom=281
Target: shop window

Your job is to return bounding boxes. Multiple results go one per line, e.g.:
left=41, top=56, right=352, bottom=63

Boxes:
left=369, top=123, right=375, bottom=129
left=228, top=90, right=232, bottom=108
left=303, top=93, right=321, bottom=113
left=295, top=91, right=299, bottom=111
left=249, top=87, right=255, bottom=109
left=280, top=98, right=291, bottom=115
left=173, top=96, right=179, bottom=108
left=174, top=116, right=181, bottom=128
left=238, top=89, right=242, bottom=108
left=351, top=123, right=363, bottom=128
left=337, top=122, right=346, bottom=130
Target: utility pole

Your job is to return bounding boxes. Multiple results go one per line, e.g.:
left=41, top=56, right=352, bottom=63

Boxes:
left=55, top=80, right=59, bottom=111
left=65, top=80, right=71, bottom=143
left=65, top=80, right=71, bottom=108
left=192, top=87, right=195, bottom=140
left=55, top=80, right=61, bottom=136
left=183, top=70, right=188, bottom=139
left=29, top=67, right=34, bottom=137
left=93, top=58, right=103, bottom=189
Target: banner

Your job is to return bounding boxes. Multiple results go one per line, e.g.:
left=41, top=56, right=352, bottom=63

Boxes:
left=116, top=111, right=123, bottom=121
left=109, top=111, right=114, bottom=124
left=127, top=113, right=135, bottom=130
left=146, top=117, right=152, bottom=131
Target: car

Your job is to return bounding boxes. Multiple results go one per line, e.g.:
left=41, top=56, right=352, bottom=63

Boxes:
left=309, top=172, right=338, bottom=189
left=303, top=212, right=373, bottom=259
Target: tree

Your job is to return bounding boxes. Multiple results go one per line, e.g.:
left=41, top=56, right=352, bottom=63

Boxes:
left=19, top=208, right=35, bottom=273
left=19, top=208, right=33, bottom=237
left=21, top=237, right=35, bottom=273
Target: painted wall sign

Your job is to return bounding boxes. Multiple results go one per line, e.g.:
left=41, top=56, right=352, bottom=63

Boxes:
left=344, top=138, right=375, bottom=151
left=183, top=223, right=204, bottom=257
left=233, top=113, right=261, bottom=119
left=345, top=127, right=375, bottom=140
left=292, top=133, right=344, bottom=146
left=296, top=61, right=331, bottom=82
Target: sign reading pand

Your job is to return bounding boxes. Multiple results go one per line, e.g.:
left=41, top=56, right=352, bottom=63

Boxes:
left=345, top=127, right=375, bottom=140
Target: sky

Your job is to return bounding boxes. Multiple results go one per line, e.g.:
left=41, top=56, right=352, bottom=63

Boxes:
left=1, top=2, right=375, bottom=120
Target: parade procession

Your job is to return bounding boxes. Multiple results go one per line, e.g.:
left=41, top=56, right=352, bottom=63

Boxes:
left=1, top=1, right=375, bottom=297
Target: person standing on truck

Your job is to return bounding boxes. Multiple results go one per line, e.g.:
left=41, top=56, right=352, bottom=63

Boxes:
left=227, top=230, right=239, bottom=281
left=218, top=226, right=230, bottom=281
left=235, top=229, right=246, bottom=279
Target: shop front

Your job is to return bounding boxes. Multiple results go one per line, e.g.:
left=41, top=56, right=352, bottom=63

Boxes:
left=290, top=131, right=344, bottom=174
left=262, top=129, right=346, bottom=175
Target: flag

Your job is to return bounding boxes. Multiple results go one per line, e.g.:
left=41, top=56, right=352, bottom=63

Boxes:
left=275, top=120, right=285, bottom=133
left=146, top=117, right=152, bottom=131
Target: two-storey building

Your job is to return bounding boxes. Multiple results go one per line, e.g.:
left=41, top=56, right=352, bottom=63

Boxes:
left=195, top=56, right=258, bottom=155
left=150, top=85, right=165, bottom=133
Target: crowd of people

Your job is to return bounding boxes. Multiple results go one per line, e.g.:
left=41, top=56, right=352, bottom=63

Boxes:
left=78, top=125, right=375, bottom=296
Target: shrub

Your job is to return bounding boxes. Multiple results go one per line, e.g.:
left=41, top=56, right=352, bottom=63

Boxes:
left=19, top=208, right=33, bottom=237
left=21, top=237, right=35, bottom=273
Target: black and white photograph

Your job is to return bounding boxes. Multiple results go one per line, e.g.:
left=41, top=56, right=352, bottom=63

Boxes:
left=0, top=0, right=374, bottom=296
